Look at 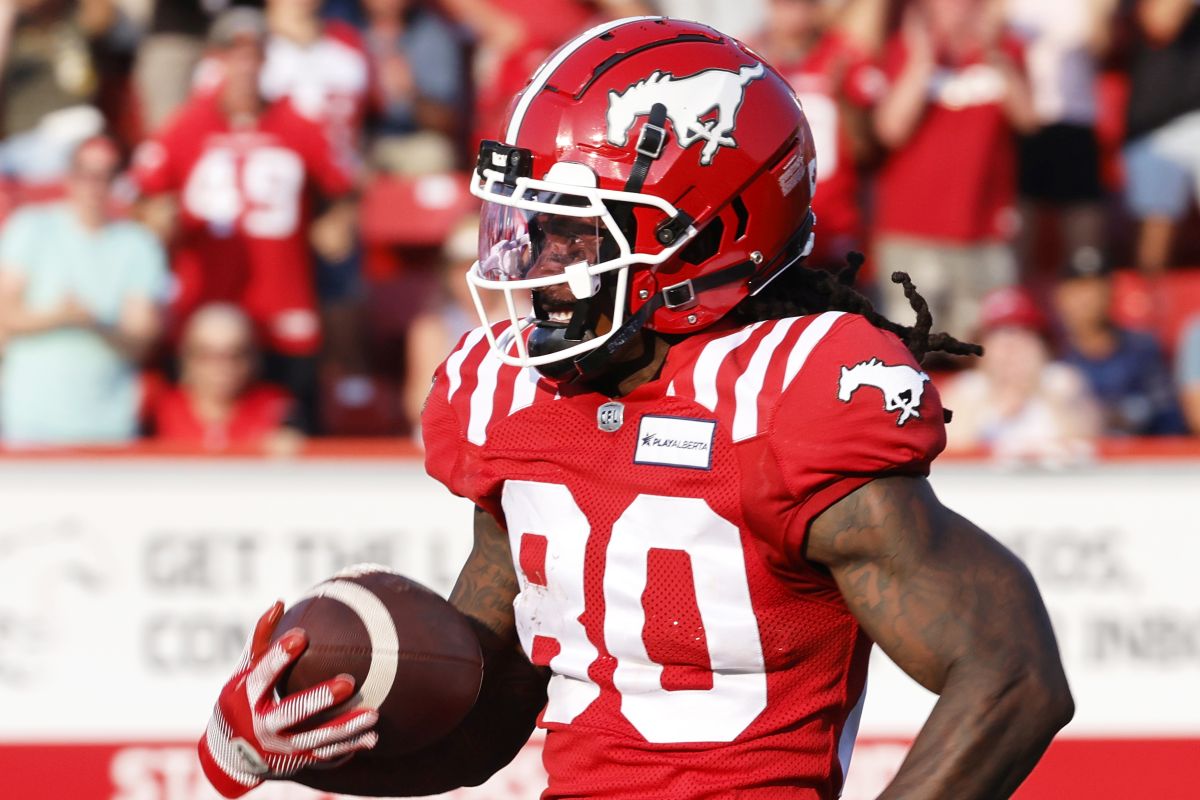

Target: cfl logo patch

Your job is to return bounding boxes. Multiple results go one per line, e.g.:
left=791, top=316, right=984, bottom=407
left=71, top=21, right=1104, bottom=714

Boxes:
left=597, top=401, right=625, bottom=432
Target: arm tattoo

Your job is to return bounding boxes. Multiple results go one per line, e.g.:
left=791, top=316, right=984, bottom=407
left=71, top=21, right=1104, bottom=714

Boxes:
left=449, top=507, right=522, bottom=641
left=808, top=476, right=1073, bottom=799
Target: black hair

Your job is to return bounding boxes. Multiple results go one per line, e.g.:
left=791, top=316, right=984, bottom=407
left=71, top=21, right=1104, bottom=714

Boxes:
left=733, top=252, right=983, bottom=365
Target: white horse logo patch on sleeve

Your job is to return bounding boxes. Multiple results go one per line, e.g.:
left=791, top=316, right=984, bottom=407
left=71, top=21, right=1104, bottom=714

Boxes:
left=606, top=63, right=765, bottom=165
left=837, top=358, right=931, bottom=426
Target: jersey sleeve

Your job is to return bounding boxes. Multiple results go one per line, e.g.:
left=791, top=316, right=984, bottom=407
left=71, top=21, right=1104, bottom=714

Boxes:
left=768, top=314, right=947, bottom=560
left=421, top=328, right=506, bottom=521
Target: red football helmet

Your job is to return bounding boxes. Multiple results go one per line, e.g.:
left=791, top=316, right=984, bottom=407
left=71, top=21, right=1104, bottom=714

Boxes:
left=467, top=16, right=817, bottom=378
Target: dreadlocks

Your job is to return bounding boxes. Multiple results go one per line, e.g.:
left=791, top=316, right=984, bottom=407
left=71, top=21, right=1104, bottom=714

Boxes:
left=735, top=252, right=983, bottom=366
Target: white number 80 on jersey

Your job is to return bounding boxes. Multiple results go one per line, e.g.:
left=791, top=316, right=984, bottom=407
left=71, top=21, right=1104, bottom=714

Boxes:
left=501, top=481, right=769, bottom=744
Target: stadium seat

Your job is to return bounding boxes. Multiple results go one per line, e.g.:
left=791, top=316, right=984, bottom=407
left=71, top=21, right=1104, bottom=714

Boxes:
left=360, top=173, right=478, bottom=248
left=319, top=371, right=407, bottom=437
left=0, top=180, right=67, bottom=226
left=1111, top=268, right=1200, bottom=355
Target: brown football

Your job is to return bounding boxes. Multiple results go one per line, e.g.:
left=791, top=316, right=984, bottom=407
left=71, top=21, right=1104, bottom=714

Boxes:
left=272, top=564, right=483, bottom=760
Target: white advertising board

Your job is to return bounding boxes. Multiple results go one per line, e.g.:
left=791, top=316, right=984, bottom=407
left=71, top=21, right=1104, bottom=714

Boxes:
left=0, top=456, right=1196, bottom=799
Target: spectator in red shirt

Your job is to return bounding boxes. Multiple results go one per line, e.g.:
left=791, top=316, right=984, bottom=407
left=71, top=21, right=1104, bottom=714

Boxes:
left=754, top=0, right=886, bottom=268
left=134, top=0, right=265, bottom=133
left=873, top=0, right=1038, bottom=340
left=441, top=0, right=654, bottom=144
left=153, top=302, right=301, bottom=452
left=260, top=0, right=373, bottom=375
left=132, top=7, right=357, bottom=432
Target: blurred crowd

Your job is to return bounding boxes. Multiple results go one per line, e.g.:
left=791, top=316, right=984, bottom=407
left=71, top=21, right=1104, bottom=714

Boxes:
left=0, top=0, right=1199, bottom=461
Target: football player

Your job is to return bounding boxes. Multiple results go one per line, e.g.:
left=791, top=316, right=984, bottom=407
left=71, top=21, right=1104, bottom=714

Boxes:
left=199, top=17, right=1073, bottom=800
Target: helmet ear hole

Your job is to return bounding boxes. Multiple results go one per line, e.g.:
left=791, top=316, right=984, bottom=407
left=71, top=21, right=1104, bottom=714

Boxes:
left=679, top=217, right=724, bottom=266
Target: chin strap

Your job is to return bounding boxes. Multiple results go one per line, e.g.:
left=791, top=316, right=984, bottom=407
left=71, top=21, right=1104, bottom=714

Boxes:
left=570, top=258, right=756, bottom=380
left=567, top=209, right=817, bottom=382
left=555, top=102, right=671, bottom=352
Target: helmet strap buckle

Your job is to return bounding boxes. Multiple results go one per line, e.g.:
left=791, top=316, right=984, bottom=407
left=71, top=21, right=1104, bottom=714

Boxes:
left=635, top=121, right=668, bottom=159
left=662, top=279, right=697, bottom=310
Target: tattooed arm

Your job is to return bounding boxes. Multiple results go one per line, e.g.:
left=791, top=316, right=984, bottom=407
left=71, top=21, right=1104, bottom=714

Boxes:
left=808, top=476, right=1073, bottom=800
left=296, top=507, right=549, bottom=795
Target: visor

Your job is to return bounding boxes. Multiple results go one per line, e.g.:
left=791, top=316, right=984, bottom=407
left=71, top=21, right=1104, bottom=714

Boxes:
left=477, top=187, right=607, bottom=294
left=466, top=159, right=698, bottom=369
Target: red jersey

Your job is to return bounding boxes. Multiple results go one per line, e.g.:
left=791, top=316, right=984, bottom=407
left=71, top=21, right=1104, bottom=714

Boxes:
left=133, top=94, right=353, bottom=355
left=875, top=37, right=1026, bottom=243
left=774, top=33, right=883, bottom=253
left=423, top=313, right=946, bottom=799
left=152, top=384, right=291, bottom=449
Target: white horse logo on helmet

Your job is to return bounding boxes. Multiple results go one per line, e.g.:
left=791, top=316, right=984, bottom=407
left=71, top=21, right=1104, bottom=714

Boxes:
left=838, top=358, right=931, bottom=426
left=606, top=63, right=766, bottom=166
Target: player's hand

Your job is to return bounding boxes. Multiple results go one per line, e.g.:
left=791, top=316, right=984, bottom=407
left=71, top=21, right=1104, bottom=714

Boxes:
left=197, top=601, right=379, bottom=798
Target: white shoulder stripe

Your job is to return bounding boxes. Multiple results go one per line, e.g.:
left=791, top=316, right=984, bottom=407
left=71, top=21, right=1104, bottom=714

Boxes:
left=509, top=366, right=541, bottom=415
left=504, top=16, right=659, bottom=144
left=445, top=326, right=487, bottom=402
left=692, top=321, right=765, bottom=411
left=731, top=317, right=800, bottom=441
left=468, top=349, right=505, bottom=445
left=783, top=311, right=844, bottom=390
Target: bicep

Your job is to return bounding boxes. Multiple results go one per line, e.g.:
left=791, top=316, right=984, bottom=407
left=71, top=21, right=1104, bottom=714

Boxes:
left=807, top=476, right=1062, bottom=695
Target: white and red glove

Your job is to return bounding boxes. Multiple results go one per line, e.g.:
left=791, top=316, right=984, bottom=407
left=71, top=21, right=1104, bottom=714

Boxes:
left=198, top=602, right=380, bottom=798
